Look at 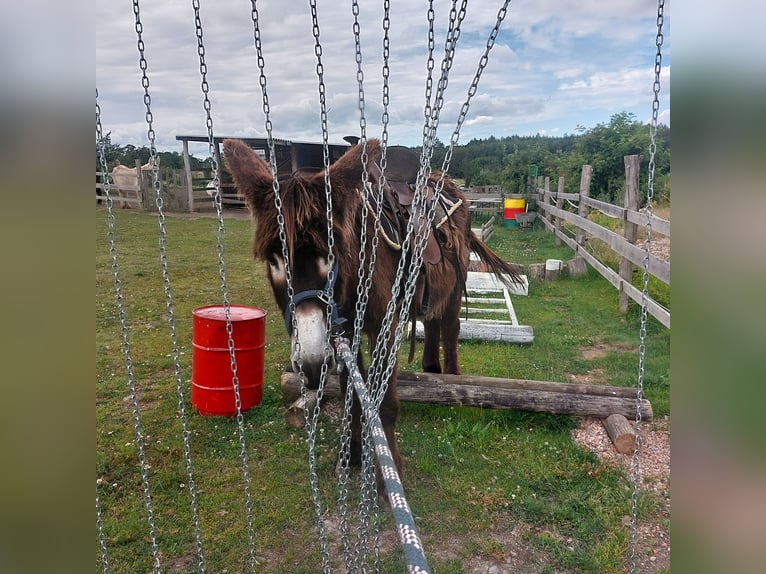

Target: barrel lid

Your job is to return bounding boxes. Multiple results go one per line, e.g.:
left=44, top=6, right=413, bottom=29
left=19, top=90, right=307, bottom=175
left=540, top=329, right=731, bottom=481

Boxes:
left=193, top=305, right=267, bottom=321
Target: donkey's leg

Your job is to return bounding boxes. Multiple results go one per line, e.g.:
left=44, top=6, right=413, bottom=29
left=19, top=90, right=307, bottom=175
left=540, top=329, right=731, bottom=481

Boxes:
left=344, top=351, right=367, bottom=468
left=422, top=318, right=443, bottom=373
left=376, top=370, right=402, bottom=497
left=441, top=299, right=463, bottom=375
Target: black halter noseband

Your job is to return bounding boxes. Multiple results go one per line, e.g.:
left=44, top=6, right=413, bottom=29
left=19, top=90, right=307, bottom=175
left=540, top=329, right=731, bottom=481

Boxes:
left=283, top=259, right=347, bottom=335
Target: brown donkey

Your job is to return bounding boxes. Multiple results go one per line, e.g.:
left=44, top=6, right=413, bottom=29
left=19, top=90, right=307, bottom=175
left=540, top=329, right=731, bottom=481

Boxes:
left=223, top=138, right=521, bottom=494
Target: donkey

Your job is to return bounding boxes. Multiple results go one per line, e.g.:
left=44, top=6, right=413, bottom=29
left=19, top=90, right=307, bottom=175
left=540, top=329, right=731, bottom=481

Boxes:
left=223, top=138, right=521, bottom=494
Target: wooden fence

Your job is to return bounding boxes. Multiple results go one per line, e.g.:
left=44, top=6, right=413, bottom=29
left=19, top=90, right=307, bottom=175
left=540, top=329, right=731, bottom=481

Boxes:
left=96, top=165, right=226, bottom=212
left=534, top=155, right=670, bottom=328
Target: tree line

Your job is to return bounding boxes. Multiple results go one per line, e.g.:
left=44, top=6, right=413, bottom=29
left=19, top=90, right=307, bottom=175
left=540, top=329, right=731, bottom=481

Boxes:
left=427, top=111, right=670, bottom=205
left=98, top=111, right=669, bottom=206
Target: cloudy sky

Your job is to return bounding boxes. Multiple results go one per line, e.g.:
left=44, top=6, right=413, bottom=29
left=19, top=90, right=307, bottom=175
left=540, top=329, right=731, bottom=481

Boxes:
left=96, top=0, right=670, bottom=158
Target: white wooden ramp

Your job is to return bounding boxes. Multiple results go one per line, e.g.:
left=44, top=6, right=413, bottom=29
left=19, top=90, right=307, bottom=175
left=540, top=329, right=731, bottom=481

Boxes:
left=413, top=270, right=534, bottom=344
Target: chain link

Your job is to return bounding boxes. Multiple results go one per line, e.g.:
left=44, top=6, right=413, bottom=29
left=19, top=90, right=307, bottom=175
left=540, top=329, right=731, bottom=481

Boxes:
left=97, top=90, right=162, bottom=574
left=629, top=2, right=664, bottom=573
left=131, top=3, right=209, bottom=571
left=191, top=2, right=259, bottom=571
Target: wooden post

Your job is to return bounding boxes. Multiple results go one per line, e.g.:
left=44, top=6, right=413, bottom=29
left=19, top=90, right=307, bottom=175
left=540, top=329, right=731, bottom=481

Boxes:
left=544, top=176, right=553, bottom=227
left=134, top=159, right=146, bottom=210
left=182, top=139, right=195, bottom=213
left=575, top=165, right=592, bottom=263
left=619, top=155, right=640, bottom=313
left=555, top=176, right=564, bottom=246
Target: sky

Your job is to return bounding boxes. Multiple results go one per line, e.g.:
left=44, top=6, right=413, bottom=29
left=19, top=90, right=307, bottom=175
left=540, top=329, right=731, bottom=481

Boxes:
left=96, top=0, right=671, bottom=159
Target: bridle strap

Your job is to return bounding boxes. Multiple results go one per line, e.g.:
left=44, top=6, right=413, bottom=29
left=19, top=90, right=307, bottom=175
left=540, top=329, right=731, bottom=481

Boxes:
left=283, top=260, right=347, bottom=334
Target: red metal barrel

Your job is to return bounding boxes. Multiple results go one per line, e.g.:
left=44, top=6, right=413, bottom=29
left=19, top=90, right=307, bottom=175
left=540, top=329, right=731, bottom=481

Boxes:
left=191, top=305, right=267, bottom=416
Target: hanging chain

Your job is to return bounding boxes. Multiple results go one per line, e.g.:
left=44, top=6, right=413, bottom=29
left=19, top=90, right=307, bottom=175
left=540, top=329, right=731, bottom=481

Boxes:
left=350, top=0, right=373, bottom=361
left=250, top=0, right=334, bottom=568
left=132, top=3, right=208, bottom=571
left=422, top=0, right=436, bottom=128
left=629, top=2, right=664, bottom=572
left=307, top=2, right=339, bottom=572
left=96, top=100, right=112, bottom=574
left=96, top=478, right=110, bottom=572
left=367, top=0, right=468, bottom=400
left=191, top=2, right=258, bottom=571
left=96, top=91, right=162, bottom=574
left=383, top=0, right=508, bottom=407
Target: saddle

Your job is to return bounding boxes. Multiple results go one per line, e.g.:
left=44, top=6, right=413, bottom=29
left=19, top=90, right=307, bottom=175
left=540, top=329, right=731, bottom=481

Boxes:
left=363, top=146, right=463, bottom=266
left=361, top=146, right=463, bottom=348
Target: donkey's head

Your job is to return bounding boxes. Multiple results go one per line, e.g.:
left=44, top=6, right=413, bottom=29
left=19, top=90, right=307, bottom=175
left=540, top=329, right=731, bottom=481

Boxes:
left=224, top=139, right=368, bottom=387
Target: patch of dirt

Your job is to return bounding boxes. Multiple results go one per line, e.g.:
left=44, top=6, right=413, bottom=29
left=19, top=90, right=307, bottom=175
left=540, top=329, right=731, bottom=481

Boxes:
left=565, top=368, right=606, bottom=384
left=429, top=522, right=560, bottom=574
left=579, top=341, right=635, bottom=360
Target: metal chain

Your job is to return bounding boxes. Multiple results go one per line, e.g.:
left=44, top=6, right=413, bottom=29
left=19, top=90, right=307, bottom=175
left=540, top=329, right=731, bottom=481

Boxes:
left=422, top=0, right=436, bottom=128
left=629, top=1, right=664, bottom=572
left=350, top=0, right=373, bottom=361
left=381, top=0, right=506, bottom=408
left=369, top=0, right=473, bottom=409
left=96, top=91, right=162, bottom=574
left=345, top=2, right=393, bottom=568
left=248, top=3, right=334, bottom=569
left=344, top=2, right=372, bottom=568
left=96, top=100, right=112, bottom=574
left=190, top=2, right=258, bottom=571
left=370, top=7, right=392, bottom=566
left=307, top=2, right=339, bottom=571
left=96, top=479, right=110, bottom=572
left=131, top=3, right=208, bottom=570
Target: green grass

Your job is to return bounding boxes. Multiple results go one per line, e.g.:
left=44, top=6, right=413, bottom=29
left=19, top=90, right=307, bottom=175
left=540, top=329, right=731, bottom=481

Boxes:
left=96, top=210, right=669, bottom=572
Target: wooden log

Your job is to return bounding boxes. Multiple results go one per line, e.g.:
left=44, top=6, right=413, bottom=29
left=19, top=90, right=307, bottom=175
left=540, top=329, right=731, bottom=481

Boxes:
left=285, top=392, right=317, bottom=428
left=566, top=257, right=588, bottom=278
left=280, top=371, right=653, bottom=421
left=544, top=259, right=563, bottom=281
left=527, top=263, right=546, bottom=280
left=603, top=413, right=636, bottom=454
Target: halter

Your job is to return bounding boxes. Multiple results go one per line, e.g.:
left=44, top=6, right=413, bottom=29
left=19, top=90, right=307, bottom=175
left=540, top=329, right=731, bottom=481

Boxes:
left=283, top=259, right=347, bottom=335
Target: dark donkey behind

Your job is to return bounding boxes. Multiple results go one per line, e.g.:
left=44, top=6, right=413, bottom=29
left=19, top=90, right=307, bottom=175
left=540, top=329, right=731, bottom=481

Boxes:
left=223, top=138, right=521, bottom=494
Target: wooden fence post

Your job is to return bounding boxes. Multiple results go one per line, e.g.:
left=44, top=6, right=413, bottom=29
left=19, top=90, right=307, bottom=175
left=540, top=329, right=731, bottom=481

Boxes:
left=555, top=176, right=564, bottom=246
left=575, top=165, right=592, bottom=264
left=182, top=139, right=195, bottom=213
left=619, top=155, right=640, bottom=313
left=135, top=159, right=149, bottom=211
left=542, top=176, right=551, bottom=227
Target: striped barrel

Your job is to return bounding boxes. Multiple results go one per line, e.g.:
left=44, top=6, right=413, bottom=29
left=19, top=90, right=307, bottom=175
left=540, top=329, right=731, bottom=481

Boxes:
left=503, top=198, right=526, bottom=228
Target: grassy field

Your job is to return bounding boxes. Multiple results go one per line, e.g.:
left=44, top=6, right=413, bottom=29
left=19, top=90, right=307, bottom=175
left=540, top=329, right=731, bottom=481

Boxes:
left=96, top=209, right=669, bottom=573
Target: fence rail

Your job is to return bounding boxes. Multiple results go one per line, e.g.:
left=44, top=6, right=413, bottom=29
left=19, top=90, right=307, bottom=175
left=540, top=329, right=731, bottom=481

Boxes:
left=534, top=155, right=670, bottom=328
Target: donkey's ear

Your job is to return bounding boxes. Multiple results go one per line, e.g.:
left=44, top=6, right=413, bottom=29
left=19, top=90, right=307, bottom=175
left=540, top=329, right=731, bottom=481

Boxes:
left=223, top=139, right=273, bottom=208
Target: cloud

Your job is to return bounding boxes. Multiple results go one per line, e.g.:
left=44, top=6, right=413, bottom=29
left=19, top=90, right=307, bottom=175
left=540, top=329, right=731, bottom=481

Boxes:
left=96, top=0, right=670, bottom=152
